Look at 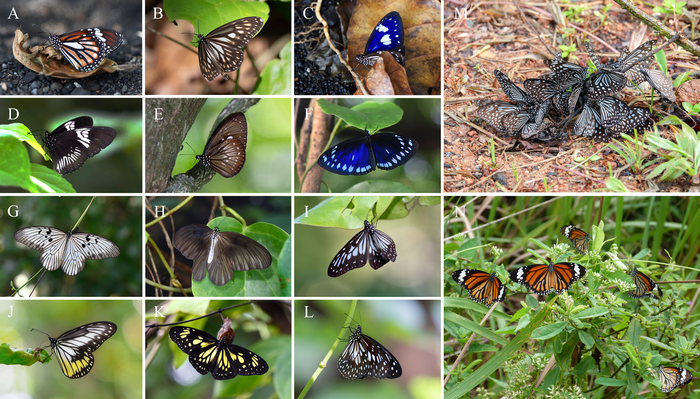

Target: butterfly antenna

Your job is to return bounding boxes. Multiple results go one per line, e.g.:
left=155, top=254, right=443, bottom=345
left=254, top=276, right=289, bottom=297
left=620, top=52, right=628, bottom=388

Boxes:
left=178, top=141, right=198, bottom=157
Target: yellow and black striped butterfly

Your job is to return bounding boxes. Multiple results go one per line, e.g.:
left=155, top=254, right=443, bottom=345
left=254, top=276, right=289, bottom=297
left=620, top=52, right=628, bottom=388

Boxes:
left=658, top=365, right=692, bottom=393
left=169, top=317, right=268, bottom=380
left=560, top=224, right=591, bottom=255
left=451, top=269, right=506, bottom=307
left=33, top=321, right=117, bottom=378
left=628, top=266, right=663, bottom=299
left=509, top=262, right=586, bottom=295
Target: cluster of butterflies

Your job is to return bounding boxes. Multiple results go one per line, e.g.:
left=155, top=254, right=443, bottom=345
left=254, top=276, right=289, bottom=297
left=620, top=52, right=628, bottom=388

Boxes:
left=450, top=224, right=693, bottom=393
left=172, top=219, right=272, bottom=286
left=327, top=219, right=397, bottom=277
left=33, top=321, right=117, bottom=378
left=14, top=225, right=120, bottom=276
left=476, top=39, right=674, bottom=142
left=168, top=316, right=268, bottom=380
left=353, top=11, right=406, bottom=68
left=180, top=112, right=249, bottom=179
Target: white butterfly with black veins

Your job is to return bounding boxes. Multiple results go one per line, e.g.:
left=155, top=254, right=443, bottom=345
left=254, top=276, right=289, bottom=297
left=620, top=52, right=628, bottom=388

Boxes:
left=43, top=116, right=116, bottom=175
left=194, top=17, right=264, bottom=82
left=328, top=220, right=397, bottom=277
left=14, top=226, right=120, bottom=275
left=173, top=222, right=272, bottom=286
left=34, top=321, right=117, bottom=378
left=337, top=324, right=402, bottom=380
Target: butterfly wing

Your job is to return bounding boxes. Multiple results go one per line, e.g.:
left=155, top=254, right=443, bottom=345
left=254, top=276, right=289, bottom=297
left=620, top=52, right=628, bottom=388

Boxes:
left=366, top=223, right=397, bottom=269
left=659, top=366, right=692, bottom=393
left=212, top=342, right=269, bottom=379
left=510, top=262, right=585, bottom=295
left=494, top=69, right=533, bottom=106
left=337, top=325, right=401, bottom=380
left=628, top=267, right=663, bottom=299
left=585, top=70, right=628, bottom=101
left=50, top=321, right=117, bottom=378
left=559, top=224, right=591, bottom=255
left=356, top=11, right=405, bottom=66
left=173, top=224, right=214, bottom=283
left=196, top=17, right=264, bottom=81
left=14, top=226, right=68, bottom=271
left=328, top=226, right=371, bottom=277
left=318, top=135, right=375, bottom=175
left=452, top=269, right=506, bottom=306
left=368, top=133, right=418, bottom=171
left=45, top=116, right=116, bottom=175
left=48, top=28, right=123, bottom=72
left=200, top=113, right=248, bottom=178
left=208, top=230, right=272, bottom=286
left=60, top=232, right=120, bottom=276
left=169, top=326, right=220, bottom=375
left=640, top=68, right=676, bottom=102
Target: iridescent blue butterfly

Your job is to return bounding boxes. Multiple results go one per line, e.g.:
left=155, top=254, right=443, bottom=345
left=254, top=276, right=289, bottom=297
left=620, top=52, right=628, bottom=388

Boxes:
left=354, top=11, right=406, bottom=67
left=317, top=129, right=418, bottom=176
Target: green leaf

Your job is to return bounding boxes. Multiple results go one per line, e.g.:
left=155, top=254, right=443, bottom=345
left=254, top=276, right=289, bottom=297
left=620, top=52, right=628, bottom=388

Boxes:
left=577, top=306, right=609, bottom=319
left=278, top=236, right=291, bottom=297
left=0, top=122, right=47, bottom=159
left=272, top=346, right=292, bottom=399
left=316, top=99, right=403, bottom=131
left=344, top=181, right=415, bottom=193
left=0, top=343, right=50, bottom=366
left=606, top=177, right=629, bottom=192
left=596, top=377, right=627, bottom=386
left=0, top=135, right=33, bottom=190
left=253, top=40, right=291, bottom=95
left=28, top=164, right=76, bottom=193
left=531, top=320, right=567, bottom=340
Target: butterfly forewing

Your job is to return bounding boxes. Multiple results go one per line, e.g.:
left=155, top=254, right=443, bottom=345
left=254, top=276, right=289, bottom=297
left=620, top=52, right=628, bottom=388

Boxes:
left=659, top=366, right=692, bottom=393
left=369, top=133, right=418, bottom=171
left=196, top=113, right=248, bottom=178
left=173, top=223, right=272, bottom=286
left=14, top=226, right=120, bottom=275
left=355, top=11, right=406, bottom=66
left=196, top=17, right=264, bottom=81
left=328, top=220, right=397, bottom=277
left=48, top=28, right=123, bottom=72
left=338, top=325, right=402, bottom=380
left=509, top=262, right=586, bottom=295
left=451, top=269, right=506, bottom=306
left=44, top=321, right=117, bottom=378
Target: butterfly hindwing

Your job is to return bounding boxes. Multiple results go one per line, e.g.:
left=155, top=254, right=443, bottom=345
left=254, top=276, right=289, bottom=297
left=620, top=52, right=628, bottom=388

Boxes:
left=45, top=321, right=117, bottom=379
left=338, top=325, right=401, bottom=380
left=195, top=113, right=248, bottom=178
left=196, top=17, right=264, bottom=81
left=659, top=366, right=692, bottom=393
left=368, top=133, right=419, bottom=171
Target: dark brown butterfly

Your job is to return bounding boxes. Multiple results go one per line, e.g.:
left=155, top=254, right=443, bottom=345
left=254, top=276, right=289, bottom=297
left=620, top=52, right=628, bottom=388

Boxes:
left=192, top=112, right=248, bottom=178
left=194, top=17, right=264, bottom=81
left=172, top=220, right=271, bottom=286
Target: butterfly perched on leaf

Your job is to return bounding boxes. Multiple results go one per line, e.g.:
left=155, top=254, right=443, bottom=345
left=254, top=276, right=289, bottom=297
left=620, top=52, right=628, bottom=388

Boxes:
left=560, top=224, right=591, bottom=255
left=354, top=11, right=405, bottom=67
left=42, top=116, right=116, bottom=175
left=658, top=365, right=693, bottom=393
left=328, top=220, right=397, bottom=277
left=509, top=262, right=586, bottom=295
left=169, top=316, right=268, bottom=380
left=193, top=17, right=264, bottom=82
left=14, top=226, right=120, bottom=275
left=33, top=321, right=117, bottom=378
left=628, top=266, right=663, bottom=299
left=173, top=221, right=272, bottom=286
left=186, top=112, right=248, bottom=178
left=48, top=28, right=123, bottom=72
left=317, top=129, right=418, bottom=176
left=451, top=269, right=506, bottom=307
left=338, top=324, right=402, bottom=380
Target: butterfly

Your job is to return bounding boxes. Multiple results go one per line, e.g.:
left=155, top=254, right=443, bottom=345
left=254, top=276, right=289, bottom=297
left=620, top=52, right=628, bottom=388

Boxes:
left=337, top=323, right=402, bottom=380
left=48, top=28, right=123, bottom=72
left=42, top=116, right=116, bottom=175
left=33, top=321, right=117, bottom=378
left=328, top=220, right=397, bottom=277
left=628, top=266, right=663, bottom=299
left=14, top=226, right=120, bottom=275
left=317, top=129, right=418, bottom=175
left=188, top=113, right=247, bottom=178
left=172, top=221, right=272, bottom=286
left=354, top=11, right=405, bottom=67
left=169, top=317, right=268, bottom=380
left=193, top=17, right=264, bottom=82
left=658, top=365, right=692, bottom=393
left=451, top=269, right=506, bottom=307
left=509, top=262, right=586, bottom=295
left=559, top=225, right=591, bottom=255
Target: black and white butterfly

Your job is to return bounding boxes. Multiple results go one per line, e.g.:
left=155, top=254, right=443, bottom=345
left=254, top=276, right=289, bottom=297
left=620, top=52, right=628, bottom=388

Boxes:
left=193, top=17, right=264, bottom=82
left=42, top=116, right=116, bottom=175
left=14, top=226, right=120, bottom=276
left=317, top=129, right=418, bottom=175
left=328, top=220, right=397, bottom=277
left=173, top=220, right=272, bottom=286
left=33, top=321, right=117, bottom=378
left=48, top=28, right=123, bottom=72
left=186, top=112, right=248, bottom=178
left=337, top=323, right=402, bottom=380
left=354, top=11, right=406, bottom=67
left=169, top=316, right=268, bottom=380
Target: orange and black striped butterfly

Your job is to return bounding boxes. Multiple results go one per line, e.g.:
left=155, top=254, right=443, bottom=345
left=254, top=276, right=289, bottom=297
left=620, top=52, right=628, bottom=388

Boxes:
left=509, top=262, right=586, bottom=295
left=560, top=225, right=591, bottom=255
left=48, top=28, right=123, bottom=72
left=451, top=269, right=506, bottom=307
left=628, top=266, right=663, bottom=299
left=658, top=365, right=692, bottom=393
